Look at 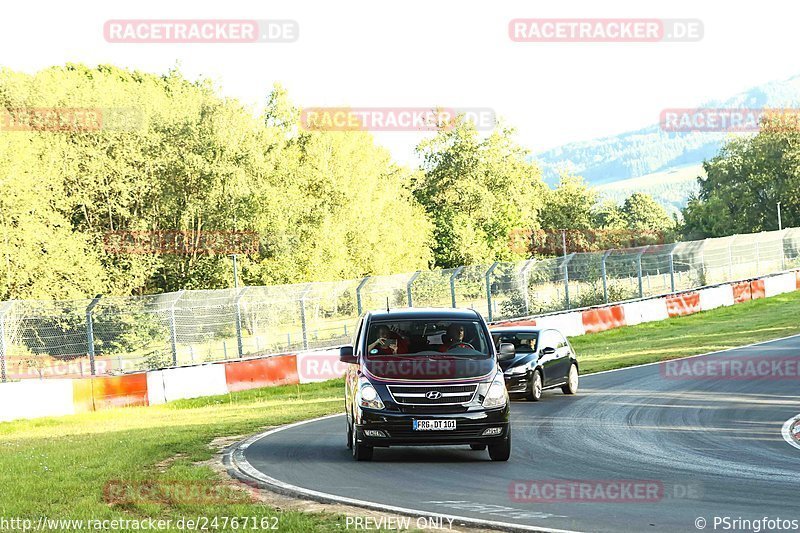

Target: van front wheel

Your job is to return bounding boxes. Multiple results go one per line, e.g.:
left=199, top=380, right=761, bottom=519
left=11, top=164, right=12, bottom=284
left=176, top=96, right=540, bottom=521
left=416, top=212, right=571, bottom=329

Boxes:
left=488, top=433, right=511, bottom=461
left=351, top=427, right=373, bottom=461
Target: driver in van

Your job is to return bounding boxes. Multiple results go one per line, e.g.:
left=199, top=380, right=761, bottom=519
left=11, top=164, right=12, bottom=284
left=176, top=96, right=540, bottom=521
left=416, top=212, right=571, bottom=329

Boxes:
left=438, top=323, right=468, bottom=352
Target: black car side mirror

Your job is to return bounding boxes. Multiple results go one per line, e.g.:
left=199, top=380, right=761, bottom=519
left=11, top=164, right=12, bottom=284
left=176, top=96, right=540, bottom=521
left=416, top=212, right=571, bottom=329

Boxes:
left=540, top=346, right=556, bottom=356
left=339, top=345, right=358, bottom=364
left=498, top=343, right=516, bottom=361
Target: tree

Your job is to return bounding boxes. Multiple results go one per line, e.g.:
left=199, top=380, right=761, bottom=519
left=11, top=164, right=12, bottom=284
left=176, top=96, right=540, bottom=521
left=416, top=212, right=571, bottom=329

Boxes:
left=413, top=118, right=547, bottom=268
left=682, top=115, right=800, bottom=238
left=621, top=192, right=674, bottom=232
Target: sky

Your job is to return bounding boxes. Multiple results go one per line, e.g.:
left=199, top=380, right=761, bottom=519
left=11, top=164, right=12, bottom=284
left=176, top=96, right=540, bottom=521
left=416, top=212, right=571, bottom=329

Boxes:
left=4, top=0, right=800, bottom=165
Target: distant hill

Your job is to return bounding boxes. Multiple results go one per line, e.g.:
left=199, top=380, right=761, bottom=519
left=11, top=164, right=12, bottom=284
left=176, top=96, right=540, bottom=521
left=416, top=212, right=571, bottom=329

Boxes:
left=534, top=74, right=800, bottom=188
left=595, top=164, right=705, bottom=219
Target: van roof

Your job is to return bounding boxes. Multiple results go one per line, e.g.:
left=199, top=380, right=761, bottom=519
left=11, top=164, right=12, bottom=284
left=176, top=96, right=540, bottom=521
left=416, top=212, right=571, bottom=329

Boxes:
left=367, top=307, right=483, bottom=321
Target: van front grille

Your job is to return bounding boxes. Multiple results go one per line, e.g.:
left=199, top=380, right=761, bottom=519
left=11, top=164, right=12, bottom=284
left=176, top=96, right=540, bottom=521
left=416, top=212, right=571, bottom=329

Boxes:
left=387, top=384, right=478, bottom=405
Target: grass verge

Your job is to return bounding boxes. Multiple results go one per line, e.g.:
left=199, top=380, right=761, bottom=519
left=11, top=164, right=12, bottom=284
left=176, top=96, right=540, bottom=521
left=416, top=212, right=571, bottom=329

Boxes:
left=2, top=290, right=800, bottom=531
left=572, top=290, right=800, bottom=374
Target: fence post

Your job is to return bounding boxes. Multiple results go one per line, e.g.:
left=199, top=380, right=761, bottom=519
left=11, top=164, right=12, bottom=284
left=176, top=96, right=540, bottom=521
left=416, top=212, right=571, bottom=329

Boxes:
left=485, top=262, right=500, bottom=321
left=520, top=259, right=536, bottom=315
left=0, top=301, right=14, bottom=383
left=169, top=290, right=184, bottom=367
left=755, top=240, right=760, bottom=276
left=727, top=236, right=735, bottom=281
left=234, top=286, right=250, bottom=358
left=406, top=271, right=421, bottom=307
left=668, top=247, right=676, bottom=293
left=780, top=229, right=787, bottom=271
left=636, top=246, right=649, bottom=299
left=449, top=266, right=465, bottom=308
left=601, top=250, right=612, bottom=304
left=563, top=253, right=575, bottom=309
left=299, top=284, right=312, bottom=351
left=356, top=276, right=370, bottom=315
left=85, top=295, right=102, bottom=376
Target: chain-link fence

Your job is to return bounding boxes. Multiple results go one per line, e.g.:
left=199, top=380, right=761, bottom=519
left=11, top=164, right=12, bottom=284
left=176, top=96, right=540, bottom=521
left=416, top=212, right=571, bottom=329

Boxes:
left=1, top=227, right=799, bottom=381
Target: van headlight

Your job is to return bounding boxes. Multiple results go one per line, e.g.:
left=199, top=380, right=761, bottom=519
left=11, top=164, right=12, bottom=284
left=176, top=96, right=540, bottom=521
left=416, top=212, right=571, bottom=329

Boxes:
left=358, top=382, right=385, bottom=410
left=482, top=374, right=508, bottom=408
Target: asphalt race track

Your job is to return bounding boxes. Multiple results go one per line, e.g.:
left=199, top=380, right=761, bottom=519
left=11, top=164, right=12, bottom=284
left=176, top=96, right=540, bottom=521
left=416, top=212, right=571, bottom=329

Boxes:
left=236, top=336, right=800, bottom=532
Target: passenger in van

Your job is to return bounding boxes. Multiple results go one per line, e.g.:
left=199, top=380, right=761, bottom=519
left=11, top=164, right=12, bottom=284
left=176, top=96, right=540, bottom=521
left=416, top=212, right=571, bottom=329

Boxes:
left=368, top=325, right=410, bottom=355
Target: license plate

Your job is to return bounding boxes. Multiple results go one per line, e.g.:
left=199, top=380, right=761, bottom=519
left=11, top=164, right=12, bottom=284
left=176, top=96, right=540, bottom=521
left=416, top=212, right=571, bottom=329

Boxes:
left=413, top=419, right=456, bottom=431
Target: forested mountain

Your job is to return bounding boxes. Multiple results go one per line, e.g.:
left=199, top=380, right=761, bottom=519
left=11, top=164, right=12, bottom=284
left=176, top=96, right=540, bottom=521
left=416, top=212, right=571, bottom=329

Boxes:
left=534, top=75, right=800, bottom=186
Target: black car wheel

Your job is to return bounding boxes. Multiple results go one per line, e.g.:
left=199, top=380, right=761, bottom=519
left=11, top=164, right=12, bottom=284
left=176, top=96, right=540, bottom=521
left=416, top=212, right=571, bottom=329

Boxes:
left=561, top=363, right=579, bottom=395
left=527, top=369, right=543, bottom=401
left=351, top=425, right=373, bottom=461
left=488, top=432, right=511, bottom=461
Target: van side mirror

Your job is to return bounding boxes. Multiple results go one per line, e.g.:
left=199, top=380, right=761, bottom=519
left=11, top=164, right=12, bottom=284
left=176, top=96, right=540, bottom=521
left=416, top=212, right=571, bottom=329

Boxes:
left=339, top=345, right=358, bottom=364
left=498, top=343, right=515, bottom=361
left=541, top=346, right=556, bottom=356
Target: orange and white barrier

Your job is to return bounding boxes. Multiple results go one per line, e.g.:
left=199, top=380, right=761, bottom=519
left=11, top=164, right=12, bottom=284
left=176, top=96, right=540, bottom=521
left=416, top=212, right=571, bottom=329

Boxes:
left=224, top=355, right=298, bottom=392
left=764, top=272, right=796, bottom=297
left=581, top=305, right=626, bottom=334
left=698, top=285, right=735, bottom=311
left=0, top=380, right=76, bottom=422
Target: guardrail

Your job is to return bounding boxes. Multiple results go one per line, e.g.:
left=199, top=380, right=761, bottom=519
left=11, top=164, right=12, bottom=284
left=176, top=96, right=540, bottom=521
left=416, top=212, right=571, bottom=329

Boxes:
left=1, top=269, right=798, bottom=423
left=1, top=228, right=799, bottom=381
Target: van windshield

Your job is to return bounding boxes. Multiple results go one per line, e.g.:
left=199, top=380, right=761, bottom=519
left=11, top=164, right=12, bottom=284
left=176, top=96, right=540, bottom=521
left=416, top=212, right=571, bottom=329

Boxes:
left=365, top=319, right=491, bottom=360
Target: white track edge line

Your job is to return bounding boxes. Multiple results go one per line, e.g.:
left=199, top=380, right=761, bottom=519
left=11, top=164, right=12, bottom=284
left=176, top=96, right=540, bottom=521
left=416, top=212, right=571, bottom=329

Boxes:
left=229, top=333, right=800, bottom=531
left=230, top=414, right=579, bottom=533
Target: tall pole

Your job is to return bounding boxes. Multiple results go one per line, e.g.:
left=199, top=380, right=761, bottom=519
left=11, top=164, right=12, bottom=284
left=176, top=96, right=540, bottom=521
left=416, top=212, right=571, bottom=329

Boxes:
left=562, top=230, right=570, bottom=309
left=0, top=301, right=13, bottom=383
left=777, top=202, right=783, bottom=231
left=449, top=266, right=465, bottom=308
left=485, top=262, right=500, bottom=322
left=86, top=295, right=103, bottom=376
left=230, top=254, right=239, bottom=288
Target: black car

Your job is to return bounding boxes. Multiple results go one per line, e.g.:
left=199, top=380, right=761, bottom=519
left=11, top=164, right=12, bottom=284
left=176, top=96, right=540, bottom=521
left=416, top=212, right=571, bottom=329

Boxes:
left=340, top=308, right=515, bottom=462
left=491, top=326, right=579, bottom=401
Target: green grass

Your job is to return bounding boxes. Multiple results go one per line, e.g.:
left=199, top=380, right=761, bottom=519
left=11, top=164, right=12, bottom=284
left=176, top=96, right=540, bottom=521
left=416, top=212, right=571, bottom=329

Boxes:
left=572, top=290, right=800, bottom=374
left=2, top=290, right=800, bottom=532
left=0, top=379, right=375, bottom=533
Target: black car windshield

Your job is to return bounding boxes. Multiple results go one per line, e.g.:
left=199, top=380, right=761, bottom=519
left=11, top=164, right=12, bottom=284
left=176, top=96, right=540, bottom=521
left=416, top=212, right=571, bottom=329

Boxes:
left=365, top=319, right=491, bottom=359
left=492, top=331, right=539, bottom=353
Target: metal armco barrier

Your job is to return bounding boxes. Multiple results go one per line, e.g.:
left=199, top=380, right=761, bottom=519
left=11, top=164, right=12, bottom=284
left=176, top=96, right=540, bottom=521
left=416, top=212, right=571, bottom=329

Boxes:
left=1, top=228, right=800, bottom=382
left=0, top=270, right=798, bottom=423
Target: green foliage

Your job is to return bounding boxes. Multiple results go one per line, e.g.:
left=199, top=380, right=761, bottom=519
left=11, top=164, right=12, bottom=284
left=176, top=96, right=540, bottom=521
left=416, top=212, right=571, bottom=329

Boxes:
left=413, top=118, right=547, bottom=268
left=682, top=119, right=800, bottom=238
left=0, top=66, right=432, bottom=299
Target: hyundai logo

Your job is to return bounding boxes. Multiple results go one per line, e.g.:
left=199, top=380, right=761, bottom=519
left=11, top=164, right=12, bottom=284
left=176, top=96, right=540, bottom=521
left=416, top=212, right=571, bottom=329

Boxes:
left=425, top=391, right=442, bottom=400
